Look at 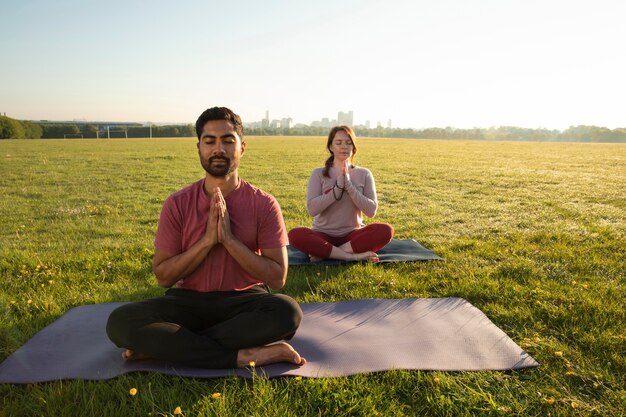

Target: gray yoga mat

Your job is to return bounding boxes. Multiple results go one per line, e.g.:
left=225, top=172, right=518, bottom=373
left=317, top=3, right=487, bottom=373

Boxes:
left=0, top=298, right=537, bottom=384
left=288, top=239, right=443, bottom=265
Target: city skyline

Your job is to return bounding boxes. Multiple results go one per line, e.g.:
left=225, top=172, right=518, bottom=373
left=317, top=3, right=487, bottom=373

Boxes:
left=9, top=106, right=626, bottom=132
left=9, top=109, right=394, bottom=130
left=1, top=1, right=625, bottom=131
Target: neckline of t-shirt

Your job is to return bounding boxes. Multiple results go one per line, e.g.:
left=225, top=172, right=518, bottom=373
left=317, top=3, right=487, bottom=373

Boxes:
left=199, top=177, right=243, bottom=202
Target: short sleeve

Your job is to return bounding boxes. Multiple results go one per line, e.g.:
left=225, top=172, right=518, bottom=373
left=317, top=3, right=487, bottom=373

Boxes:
left=257, top=195, right=288, bottom=249
left=154, top=196, right=183, bottom=254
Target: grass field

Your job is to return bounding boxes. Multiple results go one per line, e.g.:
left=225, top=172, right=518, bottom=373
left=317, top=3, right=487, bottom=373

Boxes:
left=0, top=137, right=624, bottom=416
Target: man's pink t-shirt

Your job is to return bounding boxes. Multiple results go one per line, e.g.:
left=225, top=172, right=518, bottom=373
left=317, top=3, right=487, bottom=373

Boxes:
left=154, top=179, right=288, bottom=292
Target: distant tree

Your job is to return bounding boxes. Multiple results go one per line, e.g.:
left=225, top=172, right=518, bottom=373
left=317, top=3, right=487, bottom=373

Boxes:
left=612, top=128, right=626, bottom=142
left=153, top=125, right=178, bottom=137
left=41, top=124, right=80, bottom=138
left=180, top=124, right=195, bottom=137
left=0, top=116, right=25, bottom=139
left=560, top=125, right=593, bottom=142
left=127, top=126, right=150, bottom=138
left=21, top=121, right=43, bottom=138
left=80, top=124, right=98, bottom=138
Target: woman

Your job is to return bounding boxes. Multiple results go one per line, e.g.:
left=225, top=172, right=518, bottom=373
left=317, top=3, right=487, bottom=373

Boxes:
left=288, top=126, right=394, bottom=262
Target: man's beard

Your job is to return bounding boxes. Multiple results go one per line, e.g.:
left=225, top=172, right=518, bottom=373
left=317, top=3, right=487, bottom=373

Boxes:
left=202, top=156, right=233, bottom=177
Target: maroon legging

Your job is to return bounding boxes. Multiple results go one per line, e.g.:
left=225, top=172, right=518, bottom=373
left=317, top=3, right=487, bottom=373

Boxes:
left=288, top=223, right=394, bottom=258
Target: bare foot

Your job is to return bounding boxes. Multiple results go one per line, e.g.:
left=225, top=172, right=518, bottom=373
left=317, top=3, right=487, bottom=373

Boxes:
left=338, top=241, right=354, bottom=253
left=122, top=349, right=151, bottom=361
left=309, top=255, right=324, bottom=263
left=351, top=251, right=379, bottom=262
left=237, top=342, right=306, bottom=368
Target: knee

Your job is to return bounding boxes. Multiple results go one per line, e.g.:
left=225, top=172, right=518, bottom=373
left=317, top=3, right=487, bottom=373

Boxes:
left=271, top=295, right=303, bottom=335
left=371, top=223, right=394, bottom=242
left=381, top=223, right=394, bottom=241
left=105, top=304, right=136, bottom=347
left=288, top=227, right=310, bottom=247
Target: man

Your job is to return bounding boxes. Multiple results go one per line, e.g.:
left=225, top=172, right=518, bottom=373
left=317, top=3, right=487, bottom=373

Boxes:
left=106, top=107, right=305, bottom=368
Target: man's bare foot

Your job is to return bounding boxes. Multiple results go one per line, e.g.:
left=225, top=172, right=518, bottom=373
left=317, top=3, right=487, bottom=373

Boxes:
left=237, top=342, right=306, bottom=368
left=122, top=349, right=151, bottom=361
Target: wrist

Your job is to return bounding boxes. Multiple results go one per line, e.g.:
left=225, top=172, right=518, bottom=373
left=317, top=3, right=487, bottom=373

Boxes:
left=200, top=234, right=217, bottom=249
left=220, top=233, right=238, bottom=250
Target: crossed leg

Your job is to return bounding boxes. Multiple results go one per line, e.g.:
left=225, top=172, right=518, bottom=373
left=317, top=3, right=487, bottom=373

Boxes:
left=106, top=287, right=305, bottom=368
left=289, top=224, right=394, bottom=263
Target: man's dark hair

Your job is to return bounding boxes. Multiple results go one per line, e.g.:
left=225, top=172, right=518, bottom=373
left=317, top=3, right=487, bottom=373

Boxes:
left=195, top=107, right=244, bottom=141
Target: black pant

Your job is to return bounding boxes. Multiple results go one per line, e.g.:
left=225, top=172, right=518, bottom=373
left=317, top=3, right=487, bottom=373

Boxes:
left=106, top=286, right=303, bottom=368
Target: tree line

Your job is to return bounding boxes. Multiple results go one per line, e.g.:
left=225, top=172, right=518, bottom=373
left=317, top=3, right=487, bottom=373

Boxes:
left=0, top=116, right=195, bottom=139
left=248, top=125, right=626, bottom=143
left=1, top=115, right=625, bottom=142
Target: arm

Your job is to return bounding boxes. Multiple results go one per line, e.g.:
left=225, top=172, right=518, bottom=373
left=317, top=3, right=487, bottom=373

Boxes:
left=215, top=187, right=287, bottom=289
left=221, top=240, right=288, bottom=290
left=306, top=169, right=337, bottom=216
left=344, top=168, right=378, bottom=217
left=153, top=241, right=214, bottom=288
left=152, top=190, right=220, bottom=288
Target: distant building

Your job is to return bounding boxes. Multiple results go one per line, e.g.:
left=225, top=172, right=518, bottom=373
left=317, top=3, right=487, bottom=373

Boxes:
left=262, top=110, right=270, bottom=128
left=244, top=110, right=401, bottom=131
left=337, top=110, right=354, bottom=126
left=280, top=117, right=293, bottom=129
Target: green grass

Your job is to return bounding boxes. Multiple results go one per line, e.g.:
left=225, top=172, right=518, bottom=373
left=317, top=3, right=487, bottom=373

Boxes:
left=0, top=137, right=624, bottom=416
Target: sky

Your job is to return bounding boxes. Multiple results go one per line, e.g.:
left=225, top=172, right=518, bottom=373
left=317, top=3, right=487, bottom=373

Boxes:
left=1, top=0, right=625, bottom=130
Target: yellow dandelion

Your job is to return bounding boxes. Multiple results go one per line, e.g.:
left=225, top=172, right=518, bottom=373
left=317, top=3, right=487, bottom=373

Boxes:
left=544, top=398, right=555, bottom=405
left=295, top=376, right=302, bottom=381
left=554, top=351, right=563, bottom=357
left=129, top=388, right=137, bottom=396
left=211, top=392, right=221, bottom=399
left=249, top=361, right=256, bottom=367
left=49, top=280, right=54, bottom=285
left=36, top=265, right=41, bottom=270
left=174, top=406, right=182, bottom=415
left=433, top=377, right=441, bottom=383
left=27, top=299, right=32, bottom=304
left=571, top=401, right=579, bottom=409
left=41, top=284, right=45, bottom=288
left=581, top=284, right=589, bottom=289
left=571, top=280, right=577, bottom=285
left=592, top=382, right=600, bottom=389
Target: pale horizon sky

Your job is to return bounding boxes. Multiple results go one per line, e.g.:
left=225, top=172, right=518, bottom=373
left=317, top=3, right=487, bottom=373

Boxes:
left=1, top=0, right=625, bottom=130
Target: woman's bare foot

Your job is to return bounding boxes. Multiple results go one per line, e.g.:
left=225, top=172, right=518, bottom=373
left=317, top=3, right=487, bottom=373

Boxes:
left=121, top=349, right=151, bottom=361
left=338, top=241, right=354, bottom=253
left=309, top=255, right=324, bottom=263
left=330, top=246, right=379, bottom=262
left=237, top=342, right=306, bottom=368
left=351, top=251, right=379, bottom=262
